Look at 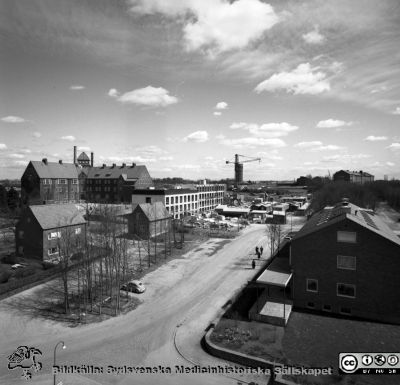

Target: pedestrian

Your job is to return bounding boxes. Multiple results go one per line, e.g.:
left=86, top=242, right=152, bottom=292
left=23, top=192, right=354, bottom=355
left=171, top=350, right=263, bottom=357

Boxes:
left=255, top=246, right=259, bottom=255
left=252, top=259, right=256, bottom=269
left=260, top=246, right=263, bottom=256
left=257, top=251, right=260, bottom=259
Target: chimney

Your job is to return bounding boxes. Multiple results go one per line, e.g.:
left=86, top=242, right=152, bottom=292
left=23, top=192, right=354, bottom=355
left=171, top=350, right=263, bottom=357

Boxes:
left=73, top=146, right=77, bottom=164
left=102, top=163, right=106, bottom=168
left=131, top=163, right=136, bottom=168
left=59, top=160, right=63, bottom=164
left=121, top=163, right=126, bottom=168
left=342, top=197, right=349, bottom=206
left=112, top=163, right=116, bottom=168
left=90, top=152, right=94, bottom=167
left=42, top=158, right=48, bottom=165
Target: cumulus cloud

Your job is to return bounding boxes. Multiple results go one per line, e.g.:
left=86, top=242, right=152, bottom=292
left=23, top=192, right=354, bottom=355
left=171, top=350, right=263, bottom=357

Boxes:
left=1, top=115, right=27, bottom=123
left=14, top=160, right=28, bottom=166
left=78, top=146, right=91, bottom=152
left=230, top=122, right=298, bottom=137
left=386, top=161, right=395, bottom=167
left=0, top=143, right=7, bottom=150
left=387, top=143, right=400, bottom=150
left=33, top=132, right=42, bottom=138
left=311, top=144, right=344, bottom=152
left=108, top=88, right=119, bottom=98
left=61, top=135, right=76, bottom=142
left=113, top=86, right=178, bottom=107
left=392, top=107, right=400, bottom=115
left=183, top=130, right=209, bottom=143
left=218, top=135, right=286, bottom=149
left=321, top=154, right=371, bottom=162
left=293, top=141, right=323, bottom=148
left=364, top=135, right=388, bottom=141
left=255, top=63, right=330, bottom=95
left=316, top=119, right=353, bottom=128
left=213, top=111, right=222, bottom=116
left=302, top=26, right=325, bottom=44
left=69, top=85, right=85, bottom=90
left=215, top=101, right=228, bottom=110
left=128, top=0, right=279, bottom=55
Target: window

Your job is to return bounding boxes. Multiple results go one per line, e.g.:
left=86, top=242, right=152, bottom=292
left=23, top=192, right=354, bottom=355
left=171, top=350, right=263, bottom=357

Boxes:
left=337, top=231, right=357, bottom=243
left=58, top=179, right=67, bottom=185
left=146, top=197, right=151, bottom=204
left=171, top=196, right=174, bottom=204
left=306, top=279, right=318, bottom=293
left=48, top=247, right=58, bottom=255
left=337, top=255, right=356, bottom=270
left=72, top=179, right=78, bottom=185
left=166, top=197, right=169, bottom=205
left=337, top=283, right=356, bottom=298
left=75, top=227, right=81, bottom=235
left=48, top=231, right=61, bottom=240
left=322, top=304, right=332, bottom=312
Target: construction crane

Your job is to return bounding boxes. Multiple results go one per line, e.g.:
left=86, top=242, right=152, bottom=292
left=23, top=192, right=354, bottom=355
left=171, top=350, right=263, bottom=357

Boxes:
left=226, top=154, right=261, bottom=188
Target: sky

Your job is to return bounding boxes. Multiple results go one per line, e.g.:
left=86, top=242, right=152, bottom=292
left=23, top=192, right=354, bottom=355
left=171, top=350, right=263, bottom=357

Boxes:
left=1, top=0, right=400, bottom=181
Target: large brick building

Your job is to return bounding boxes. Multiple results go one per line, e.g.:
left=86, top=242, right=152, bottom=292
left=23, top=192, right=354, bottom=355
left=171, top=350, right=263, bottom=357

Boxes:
left=85, top=163, right=153, bottom=203
left=252, top=199, right=400, bottom=325
left=333, top=170, right=374, bottom=184
left=21, top=159, right=81, bottom=205
left=15, top=204, right=86, bottom=262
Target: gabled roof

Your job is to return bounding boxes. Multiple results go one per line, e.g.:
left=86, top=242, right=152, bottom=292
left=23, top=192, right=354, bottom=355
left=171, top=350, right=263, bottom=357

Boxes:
left=293, top=201, right=400, bottom=246
left=29, top=204, right=86, bottom=230
left=335, top=169, right=373, bottom=177
left=86, top=165, right=149, bottom=180
left=29, top=161, right=79, bottom=179
left=134, top=202, right=170, bottom=221
left=77, top=152, right=90, bottom=161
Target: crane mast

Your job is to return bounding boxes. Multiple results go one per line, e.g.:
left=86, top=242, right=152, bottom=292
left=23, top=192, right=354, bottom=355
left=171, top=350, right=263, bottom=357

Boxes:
left=226, top=153, right=261, bottom=188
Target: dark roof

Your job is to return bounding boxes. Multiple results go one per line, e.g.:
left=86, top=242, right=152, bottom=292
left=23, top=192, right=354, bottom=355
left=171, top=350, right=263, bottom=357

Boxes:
left=87, top=164, right=149, bottom=180
left=30, top=161, right=79, bottom=179
left=335, top=170, right=374, bottom=177
left=294, top=201, right=400, bottom=246
left=77, top=152, right=90, bottom=161
left=29, top=204, right=86, bottom=230
left=134, top=202, right=170, bottom=221
left=132, top=188, right=197, bottom=196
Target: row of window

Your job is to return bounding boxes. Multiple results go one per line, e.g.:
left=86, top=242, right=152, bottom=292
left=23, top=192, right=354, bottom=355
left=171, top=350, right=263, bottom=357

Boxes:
left=87, top=179, right=118, bottom=185
left=306, top=279, right=356, bottom=298
left=42, top=179, right=78, bottom=185
left=306, top=302, right=352, bottom=315
left=47, top=228, right=81, bottom=240
left=165, top=195, right=198, bottom=205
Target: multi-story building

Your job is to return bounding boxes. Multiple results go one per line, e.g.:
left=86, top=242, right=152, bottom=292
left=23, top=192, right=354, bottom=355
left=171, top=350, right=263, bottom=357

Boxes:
left=132, top=188, right=199, bottom=219
left=333, top=170, right=374, bottom=184
left=21, top=159, right=81, bottom=205
left=15, top=203, right=86, bottom=262
left=196, top=182, right=226, bottom=212
left=131, top=183, right=226, bottom=219
left=85, top=163, right=153, bottom=203
left=252, top=199, right=400, bottom=325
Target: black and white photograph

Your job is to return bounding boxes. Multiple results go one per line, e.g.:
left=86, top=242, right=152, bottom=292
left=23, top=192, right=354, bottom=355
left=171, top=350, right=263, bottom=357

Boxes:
left=1, top=0, right=400, bottom=384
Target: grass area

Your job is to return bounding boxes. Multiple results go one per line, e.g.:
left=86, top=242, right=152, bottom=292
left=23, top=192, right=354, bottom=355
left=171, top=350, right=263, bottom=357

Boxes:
left=211, top=312, right=400, bottom=385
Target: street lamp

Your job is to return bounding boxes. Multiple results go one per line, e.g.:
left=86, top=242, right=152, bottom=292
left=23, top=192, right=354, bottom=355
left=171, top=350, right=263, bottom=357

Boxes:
left=53, top=341, right=66, bottom=385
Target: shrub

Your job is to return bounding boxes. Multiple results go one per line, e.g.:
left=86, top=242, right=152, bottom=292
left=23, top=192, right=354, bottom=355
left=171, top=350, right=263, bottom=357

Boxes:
left=0, top=271, right=11, bottom=283
left=1, top=254, right=17, bottom=264
left=42, top=261, right=55, bottom=270
left=14, top=266, right=36, bottom=279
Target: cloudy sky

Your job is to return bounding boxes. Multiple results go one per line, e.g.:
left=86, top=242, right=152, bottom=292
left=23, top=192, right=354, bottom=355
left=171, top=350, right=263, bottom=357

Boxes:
left=1, top=0, right=400, bottom=181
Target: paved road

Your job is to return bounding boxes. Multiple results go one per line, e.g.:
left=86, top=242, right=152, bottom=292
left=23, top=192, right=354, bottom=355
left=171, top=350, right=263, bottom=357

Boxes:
left=0, top=224, right=285, bottom=385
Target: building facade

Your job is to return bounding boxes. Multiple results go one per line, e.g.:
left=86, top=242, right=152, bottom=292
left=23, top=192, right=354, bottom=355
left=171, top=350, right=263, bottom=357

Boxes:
left=15, top=204, right=86, bottom=262
left=333, top=170, right=374, bottom=184
left=85, top=163, right=153, bottom=203
left=290, top=200, right=400, bottom=324
left=21, top=159, right=81, bottom=205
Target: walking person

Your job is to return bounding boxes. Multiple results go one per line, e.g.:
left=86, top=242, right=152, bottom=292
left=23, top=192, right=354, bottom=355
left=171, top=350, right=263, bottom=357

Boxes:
left=260, top=246, right=263, bottom=256
left=255, top=246, right=259, bottom=256
left=257, top=251, right=260, bottom=259
left=252, top=259, right=256, bottom=269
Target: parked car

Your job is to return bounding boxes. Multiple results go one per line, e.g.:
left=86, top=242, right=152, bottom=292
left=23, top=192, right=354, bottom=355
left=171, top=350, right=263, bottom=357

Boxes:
left=121, top=280, right=146, bottom=294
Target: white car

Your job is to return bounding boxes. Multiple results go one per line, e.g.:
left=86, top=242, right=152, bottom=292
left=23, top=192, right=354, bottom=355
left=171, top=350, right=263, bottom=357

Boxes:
left=121, top=280, right=146, bottom=294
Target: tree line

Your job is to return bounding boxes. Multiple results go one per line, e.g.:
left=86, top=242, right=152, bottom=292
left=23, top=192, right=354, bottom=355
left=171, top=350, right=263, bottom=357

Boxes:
left=310, top=180, right=400, bottom=212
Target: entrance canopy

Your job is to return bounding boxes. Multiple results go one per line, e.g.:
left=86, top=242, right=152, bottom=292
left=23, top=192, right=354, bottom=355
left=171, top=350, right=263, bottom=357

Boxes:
left=256, top=270, right=292, bottom=287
